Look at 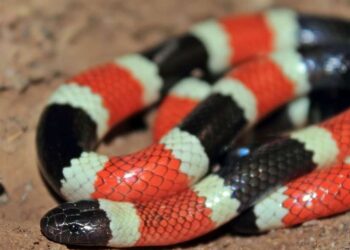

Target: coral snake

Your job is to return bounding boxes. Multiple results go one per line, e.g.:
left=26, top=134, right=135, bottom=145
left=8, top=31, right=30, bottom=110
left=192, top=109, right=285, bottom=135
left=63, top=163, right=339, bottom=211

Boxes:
left=37, top=8, right=350, bottom=247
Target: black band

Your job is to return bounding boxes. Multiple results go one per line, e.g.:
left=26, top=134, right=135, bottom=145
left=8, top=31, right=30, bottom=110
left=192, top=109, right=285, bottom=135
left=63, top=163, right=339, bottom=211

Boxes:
left=300, top=46, right=350, bottom=89
left=142, top=34, right=210, bottom=94
left=179, top=94, right=247, bottom=160
left=218, top=137, right=316, bottom=211
left=298, top=15, right=350, bottom=46
left=36, top=105, right=97, bottom=191
left=229, top=209, right=260, bottom=234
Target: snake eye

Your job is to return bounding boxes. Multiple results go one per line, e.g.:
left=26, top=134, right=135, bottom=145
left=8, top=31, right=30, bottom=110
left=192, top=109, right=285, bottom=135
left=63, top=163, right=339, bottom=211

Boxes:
left=68, top=223, right=81, bottom=234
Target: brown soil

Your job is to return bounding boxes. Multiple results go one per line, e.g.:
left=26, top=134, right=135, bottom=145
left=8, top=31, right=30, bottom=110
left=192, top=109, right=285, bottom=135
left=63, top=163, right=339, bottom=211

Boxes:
left=1, top=0, right=350, bottom=249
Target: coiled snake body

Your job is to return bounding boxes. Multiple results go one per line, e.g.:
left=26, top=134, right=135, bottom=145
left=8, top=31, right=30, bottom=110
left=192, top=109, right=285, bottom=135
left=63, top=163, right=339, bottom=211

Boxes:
left=37, top=9, right=350, bottom=247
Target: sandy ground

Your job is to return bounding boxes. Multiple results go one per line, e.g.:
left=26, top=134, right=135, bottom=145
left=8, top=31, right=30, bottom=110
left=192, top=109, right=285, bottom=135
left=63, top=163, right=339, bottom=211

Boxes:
left=1, top=0, right=350, bottom=249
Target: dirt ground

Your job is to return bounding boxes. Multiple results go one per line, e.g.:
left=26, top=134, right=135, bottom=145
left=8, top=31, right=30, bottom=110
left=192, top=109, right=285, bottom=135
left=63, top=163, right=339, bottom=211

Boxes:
left=1, top=0, right=350, bottom=249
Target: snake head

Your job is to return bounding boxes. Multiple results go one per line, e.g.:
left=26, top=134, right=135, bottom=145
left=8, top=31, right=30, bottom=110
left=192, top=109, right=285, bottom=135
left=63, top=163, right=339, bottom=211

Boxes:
left=40, top=200, right=112, bottom=246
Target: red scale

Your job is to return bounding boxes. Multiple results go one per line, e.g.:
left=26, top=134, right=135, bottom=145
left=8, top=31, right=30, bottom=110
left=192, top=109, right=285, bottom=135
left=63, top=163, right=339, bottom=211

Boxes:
left=71, top=63, right=144, bottom=127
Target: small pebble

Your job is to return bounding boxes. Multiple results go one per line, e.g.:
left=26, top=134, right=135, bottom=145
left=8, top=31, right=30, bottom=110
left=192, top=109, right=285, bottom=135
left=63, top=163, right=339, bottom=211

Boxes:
left=0, top=183, right=9, bottom=204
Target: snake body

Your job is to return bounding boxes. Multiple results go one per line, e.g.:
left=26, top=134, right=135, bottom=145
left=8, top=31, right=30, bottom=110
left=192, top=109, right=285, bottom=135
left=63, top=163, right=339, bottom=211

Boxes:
left=37, top=9, right=350, bottom=247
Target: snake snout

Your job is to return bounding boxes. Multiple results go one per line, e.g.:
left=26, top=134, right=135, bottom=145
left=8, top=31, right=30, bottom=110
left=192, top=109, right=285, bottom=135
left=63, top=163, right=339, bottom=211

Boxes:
left=40, top=200, right=112, bottom=246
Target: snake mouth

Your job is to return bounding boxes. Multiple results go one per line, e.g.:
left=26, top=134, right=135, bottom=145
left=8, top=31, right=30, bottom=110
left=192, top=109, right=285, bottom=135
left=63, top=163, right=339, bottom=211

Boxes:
left=40, top=200, right=112, bottom=246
